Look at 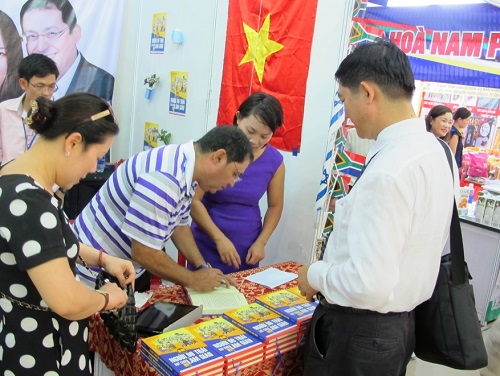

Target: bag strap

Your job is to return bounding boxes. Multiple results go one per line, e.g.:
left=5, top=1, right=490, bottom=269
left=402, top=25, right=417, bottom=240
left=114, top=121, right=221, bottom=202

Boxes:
left=437, top=139, right=467, bottom=285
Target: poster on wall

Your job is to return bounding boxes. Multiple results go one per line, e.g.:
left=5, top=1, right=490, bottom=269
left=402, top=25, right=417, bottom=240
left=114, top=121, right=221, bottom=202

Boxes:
left=150, top=12, right=167, bottom=54
left=144, top=121, right=159, bottom=151
left=169, top=71, right=188, bottom=116
left=419, top=82, right=500, bottom=150
left=0, top=0, right=124, bottom=104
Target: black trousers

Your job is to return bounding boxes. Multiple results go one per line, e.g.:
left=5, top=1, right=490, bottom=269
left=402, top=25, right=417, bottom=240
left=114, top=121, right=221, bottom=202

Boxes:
left=303, top=299, right=415, bottom=376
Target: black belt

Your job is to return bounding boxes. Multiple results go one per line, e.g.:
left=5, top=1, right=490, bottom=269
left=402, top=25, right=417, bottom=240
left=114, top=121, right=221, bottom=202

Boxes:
left=317, top=292, right=404, bottom=316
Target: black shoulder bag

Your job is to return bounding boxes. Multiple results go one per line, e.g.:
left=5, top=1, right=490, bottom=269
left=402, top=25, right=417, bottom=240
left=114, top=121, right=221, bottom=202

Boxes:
left=95, top=271, right=138, bottom=353
left=414, top=140, right=488, bottom=369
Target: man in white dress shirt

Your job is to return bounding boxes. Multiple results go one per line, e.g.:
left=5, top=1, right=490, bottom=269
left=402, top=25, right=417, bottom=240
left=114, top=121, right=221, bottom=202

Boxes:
left=298, top=39, right=455, bottom=376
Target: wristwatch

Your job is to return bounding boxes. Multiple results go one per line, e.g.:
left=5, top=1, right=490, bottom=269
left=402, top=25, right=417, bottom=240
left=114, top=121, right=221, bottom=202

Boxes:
left=196, top=263, right=211, bottom=270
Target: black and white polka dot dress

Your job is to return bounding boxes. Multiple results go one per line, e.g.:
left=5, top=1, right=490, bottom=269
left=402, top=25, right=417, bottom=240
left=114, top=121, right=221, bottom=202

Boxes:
left=0, top=175, right=91, bottom=375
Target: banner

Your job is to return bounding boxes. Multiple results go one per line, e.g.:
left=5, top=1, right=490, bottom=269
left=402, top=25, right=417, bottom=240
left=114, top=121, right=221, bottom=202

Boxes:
left=0, top=0, right=124, bottom=103
left=217, top=0, right=318, bottom=152
left=356, top=3, right=500, bottom=89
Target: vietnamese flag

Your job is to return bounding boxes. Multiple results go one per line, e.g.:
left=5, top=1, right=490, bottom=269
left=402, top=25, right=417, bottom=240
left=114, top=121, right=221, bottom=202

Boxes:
left=217, top=0, right=318, bottom=152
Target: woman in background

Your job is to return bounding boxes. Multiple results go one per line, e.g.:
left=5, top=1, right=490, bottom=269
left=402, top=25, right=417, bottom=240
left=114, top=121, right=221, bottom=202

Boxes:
left=0, top=93, right=135, bottom=375
left=425, top=105, right=453, bottom=139
left=0, top=10, right=23, bottom=102
left=447, top=107, right=471, bottom=168
left=190, top=92, right=285, bottom=273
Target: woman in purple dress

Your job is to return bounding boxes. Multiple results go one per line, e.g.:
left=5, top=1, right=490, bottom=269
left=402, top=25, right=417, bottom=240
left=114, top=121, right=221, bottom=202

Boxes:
left=190, top=92, right=284, bottom=273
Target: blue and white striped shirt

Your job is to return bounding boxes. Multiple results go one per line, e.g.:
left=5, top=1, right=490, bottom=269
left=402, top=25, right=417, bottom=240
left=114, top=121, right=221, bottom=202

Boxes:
left=74, top=142, right=196, bottom=284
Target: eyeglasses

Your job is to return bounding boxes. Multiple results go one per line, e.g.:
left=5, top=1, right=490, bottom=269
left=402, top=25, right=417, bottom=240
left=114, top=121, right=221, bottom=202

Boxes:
left=21, top=27, right=69, bottom=44
left=233, top=162, right=243, bottom=183
left=28, top=81, right=58, bottom=93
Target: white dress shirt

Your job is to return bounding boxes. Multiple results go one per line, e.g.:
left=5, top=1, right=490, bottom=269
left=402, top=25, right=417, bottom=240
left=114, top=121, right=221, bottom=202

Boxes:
left=308, top=118, right=456, bottom=313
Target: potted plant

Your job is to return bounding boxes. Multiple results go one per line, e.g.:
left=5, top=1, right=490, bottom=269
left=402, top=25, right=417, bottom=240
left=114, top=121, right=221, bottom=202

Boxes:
left=158, top=129, right=172, bottom=145
left=144, top=74, right=160, bottom=100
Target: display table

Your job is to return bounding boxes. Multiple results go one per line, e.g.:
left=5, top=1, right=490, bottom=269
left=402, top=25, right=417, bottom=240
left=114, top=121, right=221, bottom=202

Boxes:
left=89, top=261, right=306, bottom=376
left=460, top=217, right=500, bottom=324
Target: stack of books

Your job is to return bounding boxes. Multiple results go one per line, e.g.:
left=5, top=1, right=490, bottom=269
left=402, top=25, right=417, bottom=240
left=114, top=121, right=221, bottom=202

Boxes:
left=255, top=287, right=318, bottom=346
left=140, top=327, right=225, bottom=376
left=223, top=302, right=299, bottom=360
left=187, top=317, right=265, bottom=375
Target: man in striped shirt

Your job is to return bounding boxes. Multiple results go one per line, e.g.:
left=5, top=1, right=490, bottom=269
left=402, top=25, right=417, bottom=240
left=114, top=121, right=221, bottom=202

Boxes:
left=74, top=126, right=253, bottom=291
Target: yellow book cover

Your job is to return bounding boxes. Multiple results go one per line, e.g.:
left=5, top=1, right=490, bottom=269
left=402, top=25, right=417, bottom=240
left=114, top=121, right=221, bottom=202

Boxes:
left=141, top=327, right=223, bottom=375
left=187, top=317, right=264, bottom=358
left=255, top=289, right=317, bottom=325
left=223, top=303, right=297, bottom=343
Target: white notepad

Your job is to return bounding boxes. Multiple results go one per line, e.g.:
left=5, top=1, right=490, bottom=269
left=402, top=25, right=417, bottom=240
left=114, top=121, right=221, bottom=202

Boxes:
left=244, top=267, right=298, bottom=289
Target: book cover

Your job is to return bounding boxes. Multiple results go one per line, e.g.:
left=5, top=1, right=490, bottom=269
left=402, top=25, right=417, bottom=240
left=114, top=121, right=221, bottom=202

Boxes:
left=187, top=317, right=264, bottom=360
left=186, top=285, right=248, bottom=315
left=141, top=345, right=224, bottom=376
left=223, top=303, right=298, bottom=343
left=141, top=327, right=224, bottom=375
left=255, top=289, right=318, bottom=325
left=136, top=301, right=202, bottom=336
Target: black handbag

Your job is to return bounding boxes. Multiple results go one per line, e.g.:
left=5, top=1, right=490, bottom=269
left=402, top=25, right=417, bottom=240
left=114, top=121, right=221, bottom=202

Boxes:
left=414, top=140, right=488, bottom=370
left=95, top=271, right=138, bottom=353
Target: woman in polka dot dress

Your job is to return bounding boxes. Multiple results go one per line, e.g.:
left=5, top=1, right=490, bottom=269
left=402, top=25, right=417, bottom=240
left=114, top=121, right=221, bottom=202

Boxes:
left=0, top=93, right=136, bottom=375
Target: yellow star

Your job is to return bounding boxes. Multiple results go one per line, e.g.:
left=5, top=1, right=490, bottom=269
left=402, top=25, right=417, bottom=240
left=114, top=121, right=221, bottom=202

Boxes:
left=239, top=13, right=284, bottom=84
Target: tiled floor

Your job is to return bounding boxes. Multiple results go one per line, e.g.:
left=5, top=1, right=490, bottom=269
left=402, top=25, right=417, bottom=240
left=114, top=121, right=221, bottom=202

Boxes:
left=405, top=322, right=495, bottom=376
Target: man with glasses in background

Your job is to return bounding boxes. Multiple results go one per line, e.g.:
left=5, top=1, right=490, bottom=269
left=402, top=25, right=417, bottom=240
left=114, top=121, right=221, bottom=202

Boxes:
left=20, top=0, right=114, bottom=102
left=0, top=53, right=58, bottom=166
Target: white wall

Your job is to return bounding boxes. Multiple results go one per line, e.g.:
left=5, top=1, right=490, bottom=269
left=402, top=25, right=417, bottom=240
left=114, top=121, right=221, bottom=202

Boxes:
left=111, top=0, right=355, bottom=265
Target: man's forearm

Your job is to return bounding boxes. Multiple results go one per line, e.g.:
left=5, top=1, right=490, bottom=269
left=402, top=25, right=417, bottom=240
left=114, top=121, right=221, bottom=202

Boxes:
left=131, top=239, right=193, bottom=286
left=170, top=225, right=206, bottom=268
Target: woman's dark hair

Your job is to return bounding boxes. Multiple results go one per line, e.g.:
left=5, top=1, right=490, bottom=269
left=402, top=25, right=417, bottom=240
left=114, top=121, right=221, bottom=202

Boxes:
left=196, top=125, right=253, bottom=164
left=233, top=92, right=284, bottom=133
left=453, top=107, right=472, bottom=121
left=28, top=93, right=119, bottom=148
left=0, top=11, right=23, bottom=102
left=425, top=105, right=452, bottom=132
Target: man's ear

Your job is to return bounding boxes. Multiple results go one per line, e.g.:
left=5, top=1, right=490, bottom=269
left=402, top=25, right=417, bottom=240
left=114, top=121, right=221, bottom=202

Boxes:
left=71, top=24, right=82, bottom=45
left=19, top=78, right=28, bottom=91
left=212, top=149, right=227, bottom=167
left=360, top=81, right=375, bottom=104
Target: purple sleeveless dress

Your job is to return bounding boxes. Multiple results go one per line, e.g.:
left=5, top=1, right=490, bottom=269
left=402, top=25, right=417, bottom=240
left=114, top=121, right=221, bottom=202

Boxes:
left=191, top=145, right=283, bottom=273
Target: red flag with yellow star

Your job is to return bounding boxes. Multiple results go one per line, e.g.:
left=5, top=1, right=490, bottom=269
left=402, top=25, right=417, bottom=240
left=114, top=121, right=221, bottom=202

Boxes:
left=217, top=0, right=318, bottom=152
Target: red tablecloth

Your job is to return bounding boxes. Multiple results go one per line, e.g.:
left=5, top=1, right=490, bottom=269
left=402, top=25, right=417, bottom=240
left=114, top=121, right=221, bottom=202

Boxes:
left=89, top=261, right=306, bottom=376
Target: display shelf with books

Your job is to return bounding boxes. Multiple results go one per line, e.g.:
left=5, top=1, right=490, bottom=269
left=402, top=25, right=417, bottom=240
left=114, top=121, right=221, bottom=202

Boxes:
left=140, top=327, right=225, bottom=376
left=187, top=317, right=265, bottom=374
